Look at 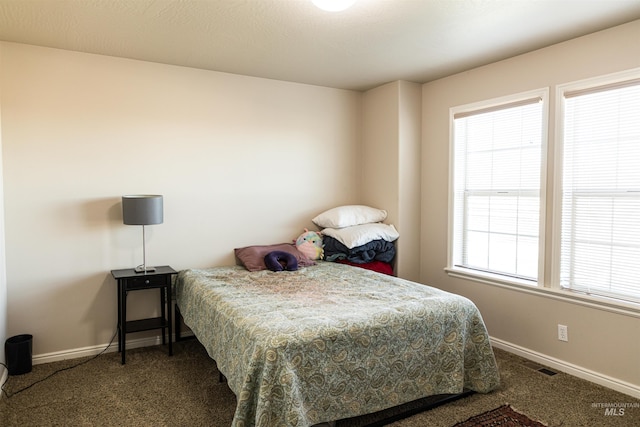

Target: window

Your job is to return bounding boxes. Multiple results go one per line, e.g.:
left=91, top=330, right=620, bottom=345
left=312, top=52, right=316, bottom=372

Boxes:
left=557, top=74, right=640, bottom=304
left=449, top=90, right=547, bottom=284
left=447, top=70, right=640, bottom=310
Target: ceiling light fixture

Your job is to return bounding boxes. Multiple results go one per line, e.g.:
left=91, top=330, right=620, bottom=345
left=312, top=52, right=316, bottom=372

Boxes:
left=312, top=0, right=357, bottom=12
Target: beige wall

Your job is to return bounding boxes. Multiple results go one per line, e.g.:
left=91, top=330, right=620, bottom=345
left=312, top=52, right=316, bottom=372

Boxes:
left=362, top=80, right=421, bottom=281
left=0, top=42, right=362, bottom=358
left=421, top=20, right=640, bottom=396
left=0, top=45, right=7, bottom=375
left=396, top=81, right=422, bottom=281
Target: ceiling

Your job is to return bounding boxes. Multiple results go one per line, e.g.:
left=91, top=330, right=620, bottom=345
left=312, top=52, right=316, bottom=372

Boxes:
left=1, top=0, right=639, bottom=91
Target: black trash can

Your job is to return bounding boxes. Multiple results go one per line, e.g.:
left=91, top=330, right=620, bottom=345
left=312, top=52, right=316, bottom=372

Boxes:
left=5, top=334, right=33, bottom=375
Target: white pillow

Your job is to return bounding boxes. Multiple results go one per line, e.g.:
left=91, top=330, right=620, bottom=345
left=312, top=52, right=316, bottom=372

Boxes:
left=312, top=205, right=387, bottom=229
left=322, top=223, right=399, bottom=249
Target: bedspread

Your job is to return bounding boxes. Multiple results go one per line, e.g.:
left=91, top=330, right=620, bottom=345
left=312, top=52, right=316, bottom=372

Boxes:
left=176, top=262, right=499, bottom=427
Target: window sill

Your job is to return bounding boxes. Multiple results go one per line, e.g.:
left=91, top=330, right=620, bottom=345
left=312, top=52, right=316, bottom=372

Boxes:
left=445, top=266, right=640, bottom=319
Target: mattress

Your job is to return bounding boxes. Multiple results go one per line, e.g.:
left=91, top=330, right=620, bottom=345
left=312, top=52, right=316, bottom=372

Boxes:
left=175, top=261, right=500, bottom=427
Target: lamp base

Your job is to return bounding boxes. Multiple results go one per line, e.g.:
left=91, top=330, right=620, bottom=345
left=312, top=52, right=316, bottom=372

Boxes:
left=134, top=265, right=156, bottom=273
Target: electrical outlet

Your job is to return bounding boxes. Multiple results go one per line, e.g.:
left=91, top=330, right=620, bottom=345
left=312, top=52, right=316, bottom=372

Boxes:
left=558, top=324, right=568, bottom=342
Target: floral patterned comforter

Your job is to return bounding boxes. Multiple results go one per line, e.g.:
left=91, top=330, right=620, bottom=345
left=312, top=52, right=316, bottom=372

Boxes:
left=175, top=262, right=500, bottom=427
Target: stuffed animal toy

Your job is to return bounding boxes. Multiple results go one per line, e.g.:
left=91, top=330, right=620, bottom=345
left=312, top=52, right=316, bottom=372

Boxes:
left=295, top=228, right=324, bottom=260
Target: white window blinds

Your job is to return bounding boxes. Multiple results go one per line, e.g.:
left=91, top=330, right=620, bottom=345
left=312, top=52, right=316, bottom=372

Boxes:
left=452, top=96, right=544, bottom=281
left=560, top=78, right=640, bottom=303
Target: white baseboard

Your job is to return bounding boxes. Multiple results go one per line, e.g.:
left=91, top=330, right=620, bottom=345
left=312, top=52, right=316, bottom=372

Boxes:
left=491, top=337, right=640, bottom=399
left=28, top=334, right=638, bottom=400
left=33, top=335, right=168, bottom=365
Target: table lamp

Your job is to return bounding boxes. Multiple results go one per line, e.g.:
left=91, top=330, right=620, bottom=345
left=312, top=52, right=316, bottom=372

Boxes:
left=122, top=195, right=163, bottom=273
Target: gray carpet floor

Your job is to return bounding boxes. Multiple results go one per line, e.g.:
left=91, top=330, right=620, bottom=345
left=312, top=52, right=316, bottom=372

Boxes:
left=1, top=340, right=638, bottom=426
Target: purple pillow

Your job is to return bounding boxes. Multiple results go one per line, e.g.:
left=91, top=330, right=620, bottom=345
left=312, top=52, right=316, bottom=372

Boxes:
left=264, top=251, right=298, bottom=272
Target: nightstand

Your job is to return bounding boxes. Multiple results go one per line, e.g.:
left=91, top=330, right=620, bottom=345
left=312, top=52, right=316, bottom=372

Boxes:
left=111, top=266, right=177, bottom=364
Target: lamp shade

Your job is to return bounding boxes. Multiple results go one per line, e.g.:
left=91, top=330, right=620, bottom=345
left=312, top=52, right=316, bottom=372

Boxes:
left=122, top=195, right=163, bottom=225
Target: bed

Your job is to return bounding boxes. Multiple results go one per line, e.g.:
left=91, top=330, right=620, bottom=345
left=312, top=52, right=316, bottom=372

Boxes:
left=175, top=261, right=500, bottom=427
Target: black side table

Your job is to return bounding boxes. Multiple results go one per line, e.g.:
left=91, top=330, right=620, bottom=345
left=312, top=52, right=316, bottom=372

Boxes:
left=111, top=266, right=177, bottom=364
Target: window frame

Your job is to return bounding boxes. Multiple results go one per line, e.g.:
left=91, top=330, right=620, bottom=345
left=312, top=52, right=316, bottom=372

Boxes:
left=444, top=70, right=640, bottom=317
left=551, top=67, right=640, bottom=305
left=446, top=88, right=550, bottom=289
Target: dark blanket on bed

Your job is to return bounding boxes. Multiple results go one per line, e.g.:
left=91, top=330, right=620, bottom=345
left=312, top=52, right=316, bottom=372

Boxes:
left=324, top=236, right=396, bottom=263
